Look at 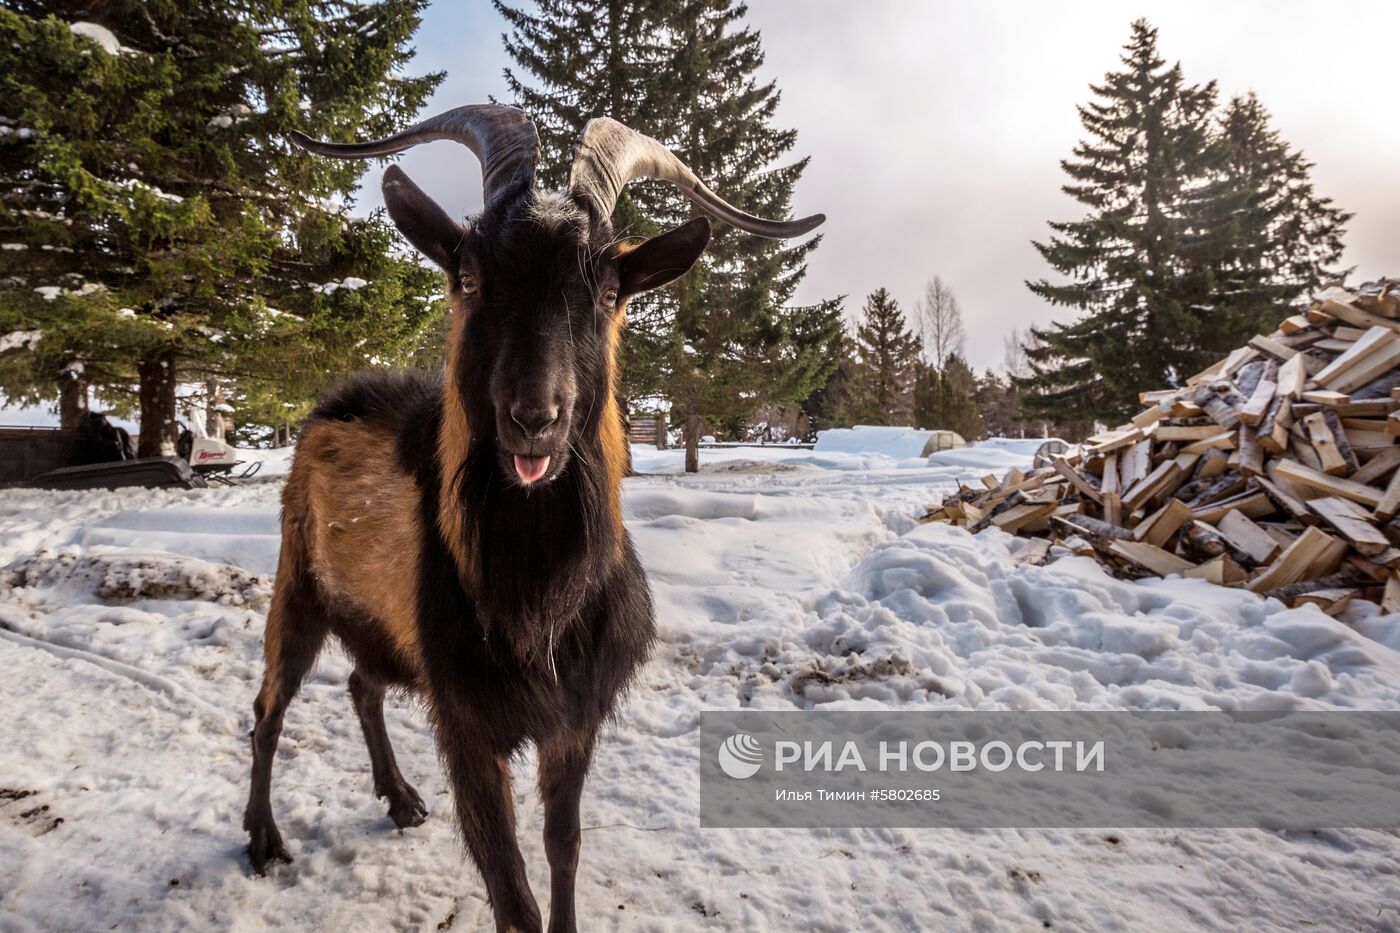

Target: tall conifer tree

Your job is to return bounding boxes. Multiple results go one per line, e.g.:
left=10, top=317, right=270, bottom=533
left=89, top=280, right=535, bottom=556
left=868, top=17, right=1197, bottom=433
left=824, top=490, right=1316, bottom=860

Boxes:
left=497, top=0, right=836, bottom=471
left=843, top=287, right=920, bottom=425
left=1194, top=92, right=1349, bottom=356
left=0, top=1, right=443, bottom=451
left=1020, top=20, right=1220, bottom=424
left=1021, top=20, right=1348, bottom=425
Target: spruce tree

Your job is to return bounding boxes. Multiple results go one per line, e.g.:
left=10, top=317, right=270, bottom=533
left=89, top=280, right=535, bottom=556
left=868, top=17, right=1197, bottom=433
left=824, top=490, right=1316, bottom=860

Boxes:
left=913, top=354, right=984, bottom=440
left=1020, top=19, right=1221, bottom=425
left=1194, top=92, right=1349, bottom=356
left=0, top=1, right=443, bottom=452
left=1021, top=20, right=1348, bottom=425
left=844, top=287, right=920, bottom=425
left=497, top=0, right=833, bottom=472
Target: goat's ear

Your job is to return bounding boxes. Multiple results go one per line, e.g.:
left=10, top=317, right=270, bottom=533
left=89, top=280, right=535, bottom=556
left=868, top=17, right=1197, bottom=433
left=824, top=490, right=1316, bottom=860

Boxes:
left=618, top=217, right=711, bottom=297
left=381, top=165, right=464, bottom=272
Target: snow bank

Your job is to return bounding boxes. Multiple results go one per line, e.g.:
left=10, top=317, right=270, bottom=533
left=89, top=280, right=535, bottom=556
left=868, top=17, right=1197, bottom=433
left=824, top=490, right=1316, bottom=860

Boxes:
left=1, top=443, right=1397, bottom=929
left=814, top=424, right=965, bottom=458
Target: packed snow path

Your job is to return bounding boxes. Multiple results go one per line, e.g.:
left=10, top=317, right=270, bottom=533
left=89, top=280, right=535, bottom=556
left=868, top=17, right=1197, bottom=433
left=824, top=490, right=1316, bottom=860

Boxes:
left=1, top=445, right=1398, bottom=931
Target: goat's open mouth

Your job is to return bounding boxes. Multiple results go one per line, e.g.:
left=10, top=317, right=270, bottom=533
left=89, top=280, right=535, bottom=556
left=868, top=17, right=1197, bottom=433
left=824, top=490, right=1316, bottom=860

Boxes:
left=512, top=454, right=552, bottom=484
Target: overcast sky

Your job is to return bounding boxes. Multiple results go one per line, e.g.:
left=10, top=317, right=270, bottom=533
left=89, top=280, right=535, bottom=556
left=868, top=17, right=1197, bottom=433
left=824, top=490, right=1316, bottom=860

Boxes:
left=353, top=1, right=1400, bottom=371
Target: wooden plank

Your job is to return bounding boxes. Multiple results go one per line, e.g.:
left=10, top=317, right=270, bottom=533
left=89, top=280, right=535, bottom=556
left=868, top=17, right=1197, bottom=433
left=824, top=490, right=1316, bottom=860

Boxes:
left=1109, top=540, right=1194, bottom=577
left=1302, top=390, right=1351, bottom=406
left=1260, top=396, right=1294, bottom=454
left=1238, top=425, right=1265, bottom=476
left=1290, top=435, right=1324, bottom=473
left=1191, top=490, right=1275, bottom=524
left=1385, top=576, right=1400, bottom=614
left=1292, top=588, right=1360, bottom=614
left=1100, top=454, right=1120, bottom=497
left=1318, top=298, right=1400, bottom=335
left=1312, top=325, right=1396, bottom=385
left=1272, top=459, right=1383, bottom=507
left=1051, top=456, right=1102, bottom=504
left=1247, top=527, right=1343, bottom=592
left=1306, top=496, right=1390, bottom=556
left=990, top=502, right=1058, bottom=534
left=1130, top=405, right=1165, bottom=430
left=1303, top=534, right=1350, bottom=580
left=1329, top=340, right=1400, bottom=394
left=1119, top=439, right=1151, bottom=488
left=1279, top=314, right=1314, bottom=335
left=1181, top=431, right=1236, bottom=455
left=1102, top=492, right=1122, bottom=526
left=1133, top=498, right=1193, bottom=548
left=1196, top=447, right=1230, bottom=479
left=1257, top=472, right=1316, bottom=523
left=1182, top=556, right=1247, bottom=585
left=1217, top=510, right=1282, bottom=564
left=1331, top=400, right=1397, bottom=418
left=1313, top=339, right=1355, bottom=354
left=1122, top=460, right=1182, bottom=511
left=1248, top=334, right=1298, bottom=360
left=1085, top=429, right=1143, bottom=457
left=1192, top=383, right=1248, bottom=430
left=1275, top=354, right=1307, bottom=399
left=1302, top=412, right=1351, bottom=475
left=1183, top=556, right=1227, bottom=584
left=1156, top=424, right=1229, bottom=442
left=1239, top=379, right=1277, bottom=426
left=1376, top=466, right=1400, bottom=521
left=1153, top=423, right=1220, bottom=442
left=1351, top=446, right=1400, bottom=487
left=1341, top=418, right=1391, bottom=432
left=1345, top=429, right=1394, bottom=451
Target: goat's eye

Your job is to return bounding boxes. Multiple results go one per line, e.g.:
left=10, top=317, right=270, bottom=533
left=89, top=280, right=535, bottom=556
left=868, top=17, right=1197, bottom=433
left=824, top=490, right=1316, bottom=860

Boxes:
left=602, top=289, right=619, bottom=309
left=458, top=274, right=479, bottom=295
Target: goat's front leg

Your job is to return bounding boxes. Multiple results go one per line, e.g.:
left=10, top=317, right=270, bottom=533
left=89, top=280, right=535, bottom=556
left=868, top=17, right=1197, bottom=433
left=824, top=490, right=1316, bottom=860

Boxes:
left=430, top=707, right=540, bottom=933
left=537, top=727, right=598, bottom=933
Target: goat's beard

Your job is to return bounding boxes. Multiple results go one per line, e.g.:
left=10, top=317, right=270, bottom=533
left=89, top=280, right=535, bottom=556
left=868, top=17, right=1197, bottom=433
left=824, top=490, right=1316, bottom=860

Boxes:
left=461, top=435, right=616, bottom=667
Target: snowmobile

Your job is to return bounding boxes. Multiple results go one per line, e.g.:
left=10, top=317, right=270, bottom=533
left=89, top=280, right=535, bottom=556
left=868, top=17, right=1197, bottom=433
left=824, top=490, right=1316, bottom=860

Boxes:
left=1, top=418, right=259, bottom=491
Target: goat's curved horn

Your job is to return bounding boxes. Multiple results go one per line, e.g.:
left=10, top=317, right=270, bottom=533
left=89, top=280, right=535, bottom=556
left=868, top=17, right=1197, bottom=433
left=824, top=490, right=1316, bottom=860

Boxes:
left=567, top=118, right=824, bottom=239
left=288, top=105, right=539, bottom=206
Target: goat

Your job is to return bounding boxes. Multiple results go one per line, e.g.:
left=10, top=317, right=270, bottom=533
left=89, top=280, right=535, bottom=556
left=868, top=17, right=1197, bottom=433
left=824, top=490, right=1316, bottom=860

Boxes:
left=242, top=104, right=823, bottom=932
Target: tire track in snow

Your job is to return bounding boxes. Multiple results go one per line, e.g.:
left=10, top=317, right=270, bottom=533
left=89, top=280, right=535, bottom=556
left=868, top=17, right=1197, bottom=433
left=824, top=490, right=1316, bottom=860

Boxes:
left=0, top=625, right=237, bottom=732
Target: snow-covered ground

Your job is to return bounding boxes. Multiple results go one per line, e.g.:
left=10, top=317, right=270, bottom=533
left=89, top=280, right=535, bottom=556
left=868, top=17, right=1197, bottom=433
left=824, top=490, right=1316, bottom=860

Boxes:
left=2, top=443, right=1398, bottom=931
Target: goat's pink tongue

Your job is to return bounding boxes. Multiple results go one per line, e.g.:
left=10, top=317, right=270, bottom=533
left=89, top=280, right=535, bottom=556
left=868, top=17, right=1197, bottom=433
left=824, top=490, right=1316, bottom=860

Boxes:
left=513, top=454, right=551, bottom=483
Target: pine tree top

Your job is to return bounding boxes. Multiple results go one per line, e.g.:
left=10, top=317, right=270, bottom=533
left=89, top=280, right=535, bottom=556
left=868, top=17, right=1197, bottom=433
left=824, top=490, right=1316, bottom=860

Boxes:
left=0, top=2, right=445, bottom=417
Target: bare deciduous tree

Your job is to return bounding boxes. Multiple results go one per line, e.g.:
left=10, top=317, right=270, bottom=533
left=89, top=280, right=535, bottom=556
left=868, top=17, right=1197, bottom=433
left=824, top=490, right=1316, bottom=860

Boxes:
left=914, top=276, right=966, bottom=370
left=1003, top=327, right=1030, bottom=379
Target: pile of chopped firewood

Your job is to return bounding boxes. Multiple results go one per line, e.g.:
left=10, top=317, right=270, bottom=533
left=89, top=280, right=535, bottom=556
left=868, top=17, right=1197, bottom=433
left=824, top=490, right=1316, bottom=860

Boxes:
left=924, top=280, right=1400, bottom=615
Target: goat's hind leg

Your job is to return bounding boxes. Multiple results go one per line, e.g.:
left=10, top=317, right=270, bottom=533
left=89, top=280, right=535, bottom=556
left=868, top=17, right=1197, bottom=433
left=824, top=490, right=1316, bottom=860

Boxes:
left=244, top=569, right=330, bottom=874
left=348, top=669, right=427, bottom=828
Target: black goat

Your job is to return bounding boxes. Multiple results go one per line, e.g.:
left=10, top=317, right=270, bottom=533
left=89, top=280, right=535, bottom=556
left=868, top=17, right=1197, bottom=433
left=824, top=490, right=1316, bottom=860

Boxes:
left=242, top=104, right=823, bottom=932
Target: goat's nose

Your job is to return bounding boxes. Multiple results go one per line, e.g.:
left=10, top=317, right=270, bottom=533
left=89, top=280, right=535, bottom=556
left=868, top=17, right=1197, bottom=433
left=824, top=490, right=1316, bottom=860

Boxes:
left=510, top=403, right=559, bottom=438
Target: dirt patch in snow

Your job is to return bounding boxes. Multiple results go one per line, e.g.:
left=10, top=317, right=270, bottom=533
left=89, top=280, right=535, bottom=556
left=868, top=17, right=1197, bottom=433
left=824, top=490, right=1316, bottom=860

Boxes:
left=1, top=548, right=271, bottom=610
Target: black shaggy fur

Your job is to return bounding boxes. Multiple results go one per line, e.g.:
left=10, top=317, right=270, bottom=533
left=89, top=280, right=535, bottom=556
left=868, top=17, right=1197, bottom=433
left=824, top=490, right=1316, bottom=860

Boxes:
left=243, top=169, right=708, bottom=933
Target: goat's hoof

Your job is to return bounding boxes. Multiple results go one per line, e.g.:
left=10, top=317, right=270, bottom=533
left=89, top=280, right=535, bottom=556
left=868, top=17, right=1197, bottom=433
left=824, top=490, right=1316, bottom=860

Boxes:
left=247, top=822, right=293, bottom=874
left=384, top=782, right=428, bottom=829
